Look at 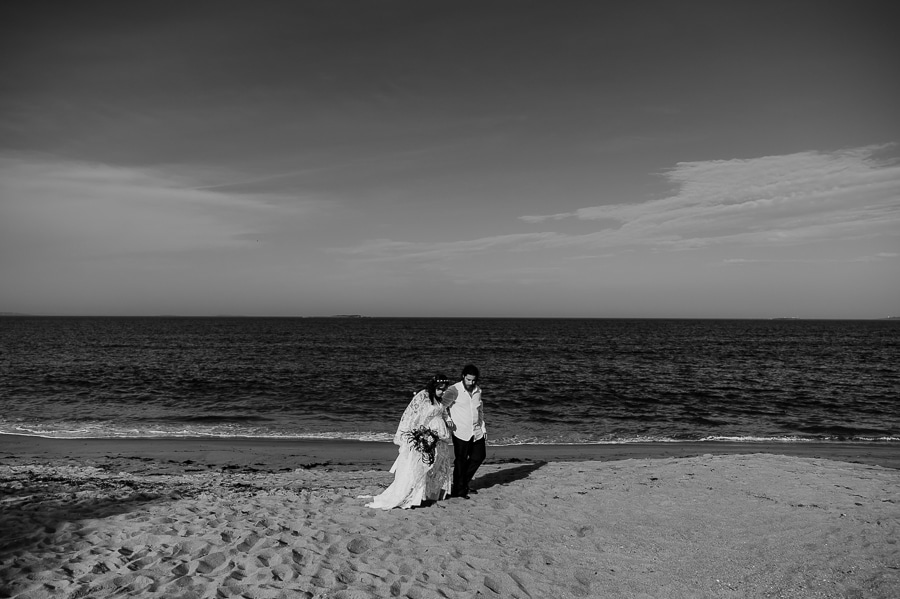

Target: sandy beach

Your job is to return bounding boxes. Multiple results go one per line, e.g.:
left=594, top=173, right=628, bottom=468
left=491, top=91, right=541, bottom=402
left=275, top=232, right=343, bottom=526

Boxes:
left=2, top=436, right=898, bottom=598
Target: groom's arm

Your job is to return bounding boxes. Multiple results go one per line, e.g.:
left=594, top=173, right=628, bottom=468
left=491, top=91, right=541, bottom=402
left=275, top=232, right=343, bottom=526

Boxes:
left=441, top=385, right=458, bottom=408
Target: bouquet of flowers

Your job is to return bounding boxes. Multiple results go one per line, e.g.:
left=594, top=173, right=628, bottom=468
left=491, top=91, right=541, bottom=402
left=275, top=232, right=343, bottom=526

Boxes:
left=402, top=426, right=442, bottom=465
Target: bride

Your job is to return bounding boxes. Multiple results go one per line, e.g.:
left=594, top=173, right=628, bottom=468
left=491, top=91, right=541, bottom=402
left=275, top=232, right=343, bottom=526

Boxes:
left=366, top=374, right=454, bottom=509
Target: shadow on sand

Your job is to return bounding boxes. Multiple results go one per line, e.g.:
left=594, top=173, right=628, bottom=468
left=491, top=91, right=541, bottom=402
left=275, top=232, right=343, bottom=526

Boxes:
left=0, top=473, right=170, bottom=581
left=471, top=461, right=547, bottom=492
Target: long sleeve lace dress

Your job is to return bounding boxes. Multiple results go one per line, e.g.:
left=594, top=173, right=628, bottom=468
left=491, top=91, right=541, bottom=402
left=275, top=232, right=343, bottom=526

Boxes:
left=366, top=390, right=454, bottom=510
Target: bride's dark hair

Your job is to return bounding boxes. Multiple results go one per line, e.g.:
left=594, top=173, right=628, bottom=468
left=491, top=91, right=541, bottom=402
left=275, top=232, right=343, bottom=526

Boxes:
left=425, top=373, right=451, bottom=404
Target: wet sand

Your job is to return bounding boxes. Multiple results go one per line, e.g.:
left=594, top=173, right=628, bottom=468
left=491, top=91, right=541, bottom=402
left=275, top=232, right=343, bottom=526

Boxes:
left=2, top=433, right=898, bottom=473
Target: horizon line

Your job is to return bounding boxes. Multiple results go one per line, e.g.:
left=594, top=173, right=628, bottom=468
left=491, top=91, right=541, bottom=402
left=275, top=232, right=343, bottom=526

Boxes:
left=1, top=313, right=897, bottom=321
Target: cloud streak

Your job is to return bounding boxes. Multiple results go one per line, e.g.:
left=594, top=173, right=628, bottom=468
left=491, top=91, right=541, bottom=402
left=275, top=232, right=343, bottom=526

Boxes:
left=520, top=144, right=900, bottom=251
left=724, top=252, right=899, bottom=264
left=331, top=145, right=900, bottom=264
left=329, top=232, right=562, bottom=263
left=0, top=153, right=310, bottom=259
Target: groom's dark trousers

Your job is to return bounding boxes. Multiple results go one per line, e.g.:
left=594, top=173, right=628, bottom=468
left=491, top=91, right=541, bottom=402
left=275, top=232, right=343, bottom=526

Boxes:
left=452, top=435, right=486, bottom=496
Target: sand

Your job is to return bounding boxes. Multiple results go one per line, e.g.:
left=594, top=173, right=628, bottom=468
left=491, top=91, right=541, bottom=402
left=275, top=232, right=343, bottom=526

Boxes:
left=1, top=436, right=898, bottom=598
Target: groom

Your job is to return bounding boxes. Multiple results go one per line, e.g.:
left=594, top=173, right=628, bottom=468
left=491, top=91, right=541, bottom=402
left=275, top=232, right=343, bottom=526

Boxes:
left=443, top=364, right=486, bottom=499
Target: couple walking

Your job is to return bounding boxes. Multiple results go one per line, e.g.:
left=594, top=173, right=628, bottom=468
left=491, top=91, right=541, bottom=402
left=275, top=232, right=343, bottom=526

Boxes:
left=366, top=364, right=485, bottom=510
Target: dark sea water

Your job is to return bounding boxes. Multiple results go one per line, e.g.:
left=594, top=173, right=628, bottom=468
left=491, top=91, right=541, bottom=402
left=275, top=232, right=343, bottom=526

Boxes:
left=1, top=317, right=898, bottom=446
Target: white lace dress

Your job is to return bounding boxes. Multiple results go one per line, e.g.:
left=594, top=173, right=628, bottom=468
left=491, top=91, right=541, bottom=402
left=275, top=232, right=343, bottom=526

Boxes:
left=366, top=390, right=454, bottom=510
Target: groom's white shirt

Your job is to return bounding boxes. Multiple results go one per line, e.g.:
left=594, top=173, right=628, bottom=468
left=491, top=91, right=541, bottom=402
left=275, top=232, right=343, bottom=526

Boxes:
left=446, top=381, right=485, bottom=442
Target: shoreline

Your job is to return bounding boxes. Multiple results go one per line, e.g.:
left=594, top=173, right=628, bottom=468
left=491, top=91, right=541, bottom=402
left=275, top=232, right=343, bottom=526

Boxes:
left=3, top=433, right=899, bottom=473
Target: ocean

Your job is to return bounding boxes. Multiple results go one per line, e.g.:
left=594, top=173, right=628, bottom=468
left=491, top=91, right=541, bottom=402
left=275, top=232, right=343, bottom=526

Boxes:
left=1, top=317, right=898, bottom=446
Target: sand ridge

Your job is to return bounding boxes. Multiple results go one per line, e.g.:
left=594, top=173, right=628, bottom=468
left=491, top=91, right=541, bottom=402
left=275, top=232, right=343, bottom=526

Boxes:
left=1, top=454, right=898, bottom=598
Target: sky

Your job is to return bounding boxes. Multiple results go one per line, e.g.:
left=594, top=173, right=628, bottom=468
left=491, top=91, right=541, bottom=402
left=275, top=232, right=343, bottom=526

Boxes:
left=1, top=1, right=898, bottom=318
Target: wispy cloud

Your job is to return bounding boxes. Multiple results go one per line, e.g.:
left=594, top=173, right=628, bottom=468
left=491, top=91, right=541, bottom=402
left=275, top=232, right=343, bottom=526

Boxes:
left=329, top=232, right=562, bottom=263
left=521, top=144, right=900, bottom=251
left=0, top=153, right=313, bottom=258
left=331, top=145, right=900, bottom=264
left=724, top=252, right=899, bottom=264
